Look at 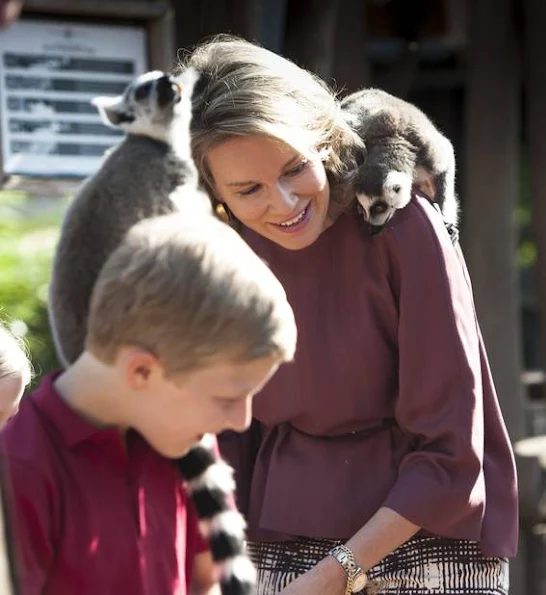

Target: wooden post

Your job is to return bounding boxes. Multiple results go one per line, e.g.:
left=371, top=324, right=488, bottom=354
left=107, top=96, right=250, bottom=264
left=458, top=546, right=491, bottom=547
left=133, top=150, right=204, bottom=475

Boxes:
left=462, top=0, right=524, bottom=440
left=283, top=0, right=340, bottom=79
left=524, top=0, right=546, bottom=410
left=332, top=0, right=371, bottom=94
left=515, top=435, right=546, bottom=594
left=522, top=1, right=546, bottom=592
left=462, top=1, right=525, bottom=591
left=147, top=5, right=176, bottom=72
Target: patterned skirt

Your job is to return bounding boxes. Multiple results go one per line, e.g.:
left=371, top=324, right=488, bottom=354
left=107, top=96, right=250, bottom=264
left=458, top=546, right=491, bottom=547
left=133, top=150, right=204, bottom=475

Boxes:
left=247, top=535, right=509, bottom=594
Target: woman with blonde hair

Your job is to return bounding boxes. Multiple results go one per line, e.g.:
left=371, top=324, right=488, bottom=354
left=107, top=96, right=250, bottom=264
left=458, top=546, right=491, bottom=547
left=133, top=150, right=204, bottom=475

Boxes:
left=183, top=37, right=518, bottom=595
left=0, top=322, right=31, bottom=595
left=0, top=323, right=30, bottom=428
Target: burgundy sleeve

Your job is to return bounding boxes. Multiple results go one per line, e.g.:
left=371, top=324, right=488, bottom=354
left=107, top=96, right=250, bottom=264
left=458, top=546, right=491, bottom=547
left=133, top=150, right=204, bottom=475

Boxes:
left=6, top=459, right=54, bottom=595
left=382, top=197, right=486, bottom=539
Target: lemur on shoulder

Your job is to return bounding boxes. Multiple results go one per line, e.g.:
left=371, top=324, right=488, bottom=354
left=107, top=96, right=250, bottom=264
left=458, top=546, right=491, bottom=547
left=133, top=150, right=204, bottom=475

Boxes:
left=341, top=87, right=459, bottom=240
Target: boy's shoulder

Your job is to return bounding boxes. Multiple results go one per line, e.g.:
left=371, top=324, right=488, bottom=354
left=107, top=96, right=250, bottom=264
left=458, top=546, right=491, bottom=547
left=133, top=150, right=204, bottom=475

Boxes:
left=3, top=372, right=67, bottom=472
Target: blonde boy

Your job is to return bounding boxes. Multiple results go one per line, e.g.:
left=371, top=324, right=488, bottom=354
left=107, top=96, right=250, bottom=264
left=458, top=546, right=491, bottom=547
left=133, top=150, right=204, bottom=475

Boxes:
left=2, top=213, right=296, bottom=595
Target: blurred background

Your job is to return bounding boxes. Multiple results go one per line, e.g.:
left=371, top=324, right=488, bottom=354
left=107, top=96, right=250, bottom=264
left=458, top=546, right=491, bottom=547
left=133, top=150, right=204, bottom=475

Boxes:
left=1, top=0, right=546, bottom=592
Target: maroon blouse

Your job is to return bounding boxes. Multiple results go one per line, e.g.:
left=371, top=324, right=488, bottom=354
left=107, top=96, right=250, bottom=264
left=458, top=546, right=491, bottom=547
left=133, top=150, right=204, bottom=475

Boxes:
left=219, top=194, right=518, bottom=558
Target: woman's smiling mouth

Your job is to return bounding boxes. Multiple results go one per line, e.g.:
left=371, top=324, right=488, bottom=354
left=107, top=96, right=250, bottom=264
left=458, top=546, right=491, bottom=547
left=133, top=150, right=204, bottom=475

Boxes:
left=271, top=203, right=312, bottom=233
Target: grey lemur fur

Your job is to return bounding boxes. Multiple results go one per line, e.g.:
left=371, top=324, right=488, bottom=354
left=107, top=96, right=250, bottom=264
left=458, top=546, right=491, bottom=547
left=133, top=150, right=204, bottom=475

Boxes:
left=341, top=87, right=459, bottom=236
left=49, top=69, right=209, bottom=367
left=48, top=69, right=255, bottom=595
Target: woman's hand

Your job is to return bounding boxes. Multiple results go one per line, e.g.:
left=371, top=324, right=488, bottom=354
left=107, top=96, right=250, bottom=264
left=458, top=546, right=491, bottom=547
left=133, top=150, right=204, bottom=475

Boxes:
left=279, top=507, right=419, bottom=595
left=189, top=551, right=221, bottom=595
left=278, top=555, right=347, bottom=595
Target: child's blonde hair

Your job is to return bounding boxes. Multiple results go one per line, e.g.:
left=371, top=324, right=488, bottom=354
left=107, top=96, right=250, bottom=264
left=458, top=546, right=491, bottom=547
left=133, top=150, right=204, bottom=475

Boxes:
left=86, top=212, right=297, bottom=373
left=181, top=36, right=364, bottom=219
left=0, top=324, right=32, bottom=386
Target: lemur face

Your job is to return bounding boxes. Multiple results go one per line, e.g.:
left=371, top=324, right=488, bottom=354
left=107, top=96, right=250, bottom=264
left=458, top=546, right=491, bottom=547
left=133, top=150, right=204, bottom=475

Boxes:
left=355, top=168, right=413, bottom=233
left=92, top=71, right=183, bottom=135
left=353, top=139, right=416, bottom=234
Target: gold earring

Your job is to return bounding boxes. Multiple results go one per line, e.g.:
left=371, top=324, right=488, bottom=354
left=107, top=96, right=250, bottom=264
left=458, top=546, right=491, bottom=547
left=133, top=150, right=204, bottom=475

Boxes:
left=215, top=203, right=234, bottom=224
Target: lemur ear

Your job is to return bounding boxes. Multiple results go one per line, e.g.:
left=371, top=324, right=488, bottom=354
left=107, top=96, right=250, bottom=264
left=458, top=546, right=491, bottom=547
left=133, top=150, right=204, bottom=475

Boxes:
left=92, top=95, right=134, bottom=128
left=353, top=144, right=367, bottom=168
left=174, top=66, right=200, bottom=98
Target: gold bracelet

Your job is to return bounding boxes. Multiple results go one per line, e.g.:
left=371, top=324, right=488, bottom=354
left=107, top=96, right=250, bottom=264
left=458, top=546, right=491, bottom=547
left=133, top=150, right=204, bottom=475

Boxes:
left=328, top=544, right=367, bottom=594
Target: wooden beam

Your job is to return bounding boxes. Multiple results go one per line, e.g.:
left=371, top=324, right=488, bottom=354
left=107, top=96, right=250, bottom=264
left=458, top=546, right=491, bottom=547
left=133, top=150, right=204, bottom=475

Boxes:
left=21, top=1, right=176, bottom=72
left=22, top=0, right=168, bottom=20
left=462, top=0, right=524, bottom=441
left=462, top=1, right=525, bottom=589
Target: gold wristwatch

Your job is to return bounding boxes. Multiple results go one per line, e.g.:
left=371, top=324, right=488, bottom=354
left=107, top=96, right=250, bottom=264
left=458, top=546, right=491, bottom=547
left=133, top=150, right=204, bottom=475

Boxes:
left=328, top=544, right=367, bottom=594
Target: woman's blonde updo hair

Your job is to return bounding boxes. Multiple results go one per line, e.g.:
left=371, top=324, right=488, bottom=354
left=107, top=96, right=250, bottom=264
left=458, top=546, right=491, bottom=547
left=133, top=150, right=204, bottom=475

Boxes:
left=180, top=36, right=363, bottom=218
left=0, top=323, right=31, bottom=386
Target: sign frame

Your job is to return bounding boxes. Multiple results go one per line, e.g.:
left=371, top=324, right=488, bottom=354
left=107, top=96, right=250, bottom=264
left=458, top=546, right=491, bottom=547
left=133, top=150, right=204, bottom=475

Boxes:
left=0, top=0, right=175, bottom=181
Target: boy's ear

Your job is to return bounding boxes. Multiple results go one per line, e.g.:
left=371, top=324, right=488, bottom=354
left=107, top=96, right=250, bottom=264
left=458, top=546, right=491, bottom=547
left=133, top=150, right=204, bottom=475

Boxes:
left=92, top=95, right=134, bottom=128
left=121, top=349, right=163, bottom=390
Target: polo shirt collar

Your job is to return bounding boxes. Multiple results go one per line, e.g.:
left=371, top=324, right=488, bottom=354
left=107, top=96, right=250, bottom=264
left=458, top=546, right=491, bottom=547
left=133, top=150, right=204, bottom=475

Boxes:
left=31, top=371, right=122, bottom=449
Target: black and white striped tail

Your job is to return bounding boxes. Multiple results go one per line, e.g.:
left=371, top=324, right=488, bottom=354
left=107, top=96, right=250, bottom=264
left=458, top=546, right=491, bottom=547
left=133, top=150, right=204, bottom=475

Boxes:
left=177, top=435, right=256, bottom=595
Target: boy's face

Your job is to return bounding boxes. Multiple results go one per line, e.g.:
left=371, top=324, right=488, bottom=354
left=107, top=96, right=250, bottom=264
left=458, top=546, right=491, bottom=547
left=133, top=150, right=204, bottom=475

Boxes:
left=0, top=374, right=25, bottom=427
left=128, top=354, right=280, bottom=458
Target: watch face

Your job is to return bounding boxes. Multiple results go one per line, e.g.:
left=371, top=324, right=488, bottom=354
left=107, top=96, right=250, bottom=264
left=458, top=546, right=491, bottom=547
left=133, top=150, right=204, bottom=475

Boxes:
left=352, top=571, right=367, bottom=592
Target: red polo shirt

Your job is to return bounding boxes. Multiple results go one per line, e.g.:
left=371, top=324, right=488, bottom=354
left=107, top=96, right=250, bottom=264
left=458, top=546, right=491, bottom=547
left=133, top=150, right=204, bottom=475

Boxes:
left=1, top=372, right=208, bottom=595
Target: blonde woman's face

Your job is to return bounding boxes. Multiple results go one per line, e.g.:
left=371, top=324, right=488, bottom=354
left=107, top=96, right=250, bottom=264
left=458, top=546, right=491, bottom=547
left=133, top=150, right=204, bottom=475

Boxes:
left=208, top=136, right=330, bottom=250
left=0, top=374, right=25, bottom=427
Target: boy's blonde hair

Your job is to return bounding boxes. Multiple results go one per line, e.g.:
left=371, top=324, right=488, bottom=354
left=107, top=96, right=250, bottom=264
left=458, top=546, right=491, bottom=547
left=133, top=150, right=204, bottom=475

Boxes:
left=0, top=324, right=32, bottom=386
left=182, top=36, right=364, bottom=219
left=86, top=213, right=297, bottom=373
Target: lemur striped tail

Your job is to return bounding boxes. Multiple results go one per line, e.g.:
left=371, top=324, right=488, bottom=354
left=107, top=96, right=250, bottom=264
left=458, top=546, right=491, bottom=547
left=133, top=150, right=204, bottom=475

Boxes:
left=177, top=434, right=256, bottom=595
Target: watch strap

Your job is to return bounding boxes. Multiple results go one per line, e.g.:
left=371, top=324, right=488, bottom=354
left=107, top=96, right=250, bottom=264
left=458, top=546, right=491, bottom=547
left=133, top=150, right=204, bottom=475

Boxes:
left=327, top=544, right=367, bottom=594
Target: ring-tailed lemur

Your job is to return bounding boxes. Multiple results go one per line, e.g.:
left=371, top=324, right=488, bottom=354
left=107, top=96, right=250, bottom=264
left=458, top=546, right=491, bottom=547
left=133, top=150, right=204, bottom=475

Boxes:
left=49, top=68, right=210, bottom=368
left=341, top=88, right=459, bottom=239
left=48, top=69, right=255, bottom=595
left=179, top=435, right=254, bottom=595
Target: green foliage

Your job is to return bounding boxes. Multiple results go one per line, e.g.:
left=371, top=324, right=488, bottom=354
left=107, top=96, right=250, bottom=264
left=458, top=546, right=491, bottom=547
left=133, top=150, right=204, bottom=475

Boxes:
left=0, top=190, right=66, bottom=386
